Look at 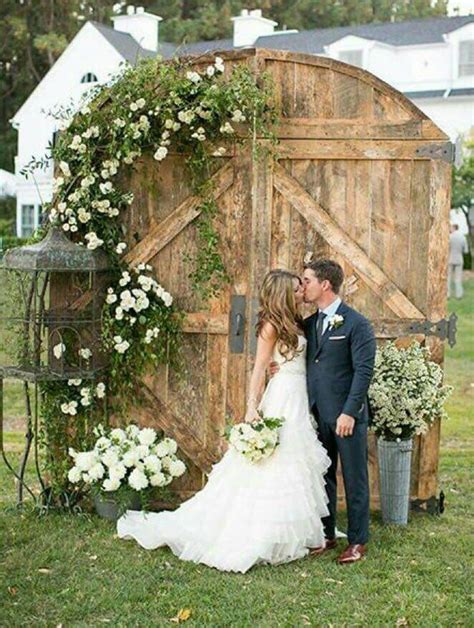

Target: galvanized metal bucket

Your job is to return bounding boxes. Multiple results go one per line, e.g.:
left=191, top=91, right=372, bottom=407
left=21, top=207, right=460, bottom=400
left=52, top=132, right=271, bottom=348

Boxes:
left=94, top=492, right=141, bottom=521
left=377, top=438, right=413, bottom=525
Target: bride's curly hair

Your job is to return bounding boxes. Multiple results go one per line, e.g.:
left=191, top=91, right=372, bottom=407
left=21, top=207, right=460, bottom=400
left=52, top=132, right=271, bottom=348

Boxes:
left=256, top=269, right=304, bottom=361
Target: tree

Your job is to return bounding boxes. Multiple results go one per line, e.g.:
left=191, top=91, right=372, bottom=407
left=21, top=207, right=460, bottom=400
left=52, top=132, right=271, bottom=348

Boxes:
left=452, top=139, right=474, bottom=267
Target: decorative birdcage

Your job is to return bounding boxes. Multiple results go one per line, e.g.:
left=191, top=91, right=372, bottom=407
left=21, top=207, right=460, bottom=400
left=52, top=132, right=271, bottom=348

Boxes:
left=0, top=227, right=110, bottom=507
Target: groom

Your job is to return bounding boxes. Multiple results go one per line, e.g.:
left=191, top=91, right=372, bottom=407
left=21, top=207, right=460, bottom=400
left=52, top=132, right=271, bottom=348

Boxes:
left=303, top=259, right=376, bottom=564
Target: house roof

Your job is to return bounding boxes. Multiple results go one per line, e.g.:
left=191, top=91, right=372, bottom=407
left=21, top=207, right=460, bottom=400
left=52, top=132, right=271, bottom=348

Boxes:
left=179, top=15, right=474, bottom=57
left=90, top=21, right=173, bottom=62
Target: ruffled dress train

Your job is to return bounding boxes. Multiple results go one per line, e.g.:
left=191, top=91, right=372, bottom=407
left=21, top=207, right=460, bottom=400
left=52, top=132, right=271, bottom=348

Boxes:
left=117, top=336, right=331, bottom=573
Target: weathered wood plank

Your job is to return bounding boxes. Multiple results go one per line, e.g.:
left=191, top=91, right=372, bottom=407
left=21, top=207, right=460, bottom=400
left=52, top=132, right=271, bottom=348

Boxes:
left=276, top=139, right=452, bottom=161
left=274, top=119, right=431, bottom=140
left=273, top=162, right=425, bottom=319
left=125, top=160, right=234, bottom=267
left=138, top=383, right=215, bottom=472
left=181, top=312, right=228, bottom=335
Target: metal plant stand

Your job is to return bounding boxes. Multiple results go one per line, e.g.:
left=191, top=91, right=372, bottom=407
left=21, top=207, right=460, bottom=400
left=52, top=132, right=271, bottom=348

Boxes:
left=0, top=228, right=110, bottom=507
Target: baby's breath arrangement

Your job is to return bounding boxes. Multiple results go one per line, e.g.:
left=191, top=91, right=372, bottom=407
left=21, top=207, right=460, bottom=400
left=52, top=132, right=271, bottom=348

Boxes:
left=18, top=54, right=276, bottom=500
left=368, top=342, right=452, bottom=442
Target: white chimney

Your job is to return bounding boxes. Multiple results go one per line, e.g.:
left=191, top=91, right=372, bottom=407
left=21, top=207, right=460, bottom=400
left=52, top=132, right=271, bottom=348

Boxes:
left=112, top=5, right=162, bottom=52
left=231, top=9, right=278, bottom=48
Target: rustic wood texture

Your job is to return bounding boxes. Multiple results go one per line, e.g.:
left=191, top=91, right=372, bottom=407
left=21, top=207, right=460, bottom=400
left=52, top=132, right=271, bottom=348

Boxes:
left=98, top=49, right=451, bottom=508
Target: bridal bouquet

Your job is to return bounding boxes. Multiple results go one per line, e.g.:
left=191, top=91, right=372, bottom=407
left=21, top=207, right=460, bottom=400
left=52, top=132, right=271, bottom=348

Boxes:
left=226, top=412, right=285, bottom=463
left=68, top=424, right=186, bottom=508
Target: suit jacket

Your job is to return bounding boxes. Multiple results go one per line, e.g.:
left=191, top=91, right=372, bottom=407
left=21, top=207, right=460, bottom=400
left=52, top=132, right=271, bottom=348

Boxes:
left=304, top=300, right=376, bottom=424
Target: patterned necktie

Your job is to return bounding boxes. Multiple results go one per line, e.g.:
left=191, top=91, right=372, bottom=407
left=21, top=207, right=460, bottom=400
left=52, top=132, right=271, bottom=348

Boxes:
left=316, top=311, right=326, bottom=346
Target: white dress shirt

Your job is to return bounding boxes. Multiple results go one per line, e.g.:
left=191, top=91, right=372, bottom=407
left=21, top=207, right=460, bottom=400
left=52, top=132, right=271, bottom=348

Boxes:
left=320, top=296, right=342, bottom=335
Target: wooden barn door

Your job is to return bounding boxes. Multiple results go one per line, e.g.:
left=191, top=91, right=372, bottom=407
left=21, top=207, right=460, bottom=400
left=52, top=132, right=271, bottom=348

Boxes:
left=121, top=149, right=264, bottom=498
left=267, top=137, right=450, bottom=509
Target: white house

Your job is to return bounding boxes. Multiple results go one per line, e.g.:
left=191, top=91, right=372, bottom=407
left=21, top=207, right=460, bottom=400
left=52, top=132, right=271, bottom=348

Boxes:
left=11, top=6, right=474, bottom=236
left=11, top=6, right=167, bottom=236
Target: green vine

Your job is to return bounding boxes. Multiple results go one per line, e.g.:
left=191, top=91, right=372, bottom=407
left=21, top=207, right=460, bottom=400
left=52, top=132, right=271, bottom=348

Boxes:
left=18, top=54, right=276, bottom=500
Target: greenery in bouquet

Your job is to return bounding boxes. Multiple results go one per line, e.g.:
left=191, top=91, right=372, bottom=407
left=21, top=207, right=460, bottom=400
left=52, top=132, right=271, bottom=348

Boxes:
left=68, top=423, right=186, bottom=513
left=368, top=342, right=452, bottom=442
left=225, top=411, right=285, bottom=463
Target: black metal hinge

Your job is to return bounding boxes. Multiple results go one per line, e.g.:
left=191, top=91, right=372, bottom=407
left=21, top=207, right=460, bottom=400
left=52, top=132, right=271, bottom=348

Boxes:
left=408, top=313, right=458, bottom=348
left=410, top=490, right=445, bottom=515
left=415, top=142, right=454, bottom=163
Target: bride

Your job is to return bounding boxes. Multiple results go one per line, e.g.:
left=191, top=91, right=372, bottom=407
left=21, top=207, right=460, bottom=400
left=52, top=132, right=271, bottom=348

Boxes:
left=117, top=269, right=331, bottom=573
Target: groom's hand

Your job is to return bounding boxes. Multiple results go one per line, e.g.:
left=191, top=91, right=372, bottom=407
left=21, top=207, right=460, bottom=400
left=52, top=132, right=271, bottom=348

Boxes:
left=336, top=413, right=355, bottom=438
left=268, top=361, right=280, bottom=377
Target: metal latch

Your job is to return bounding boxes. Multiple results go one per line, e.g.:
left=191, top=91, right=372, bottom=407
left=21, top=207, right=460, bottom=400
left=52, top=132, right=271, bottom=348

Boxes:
left=229, top=295, right=246, bottom=354
left=408, top=312, right=458, bottom=348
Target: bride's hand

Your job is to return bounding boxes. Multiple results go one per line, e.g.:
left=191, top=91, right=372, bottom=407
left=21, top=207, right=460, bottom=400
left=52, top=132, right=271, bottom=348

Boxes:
left=244, top=408, right=259, bottom=424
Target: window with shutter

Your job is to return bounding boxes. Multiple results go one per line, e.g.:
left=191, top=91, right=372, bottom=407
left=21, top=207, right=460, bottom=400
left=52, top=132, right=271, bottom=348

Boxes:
left=459, top=41, right=474, bottom=77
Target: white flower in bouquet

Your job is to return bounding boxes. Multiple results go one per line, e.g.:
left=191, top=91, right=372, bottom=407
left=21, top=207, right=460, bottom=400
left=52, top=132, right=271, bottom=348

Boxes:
left=110, top=428, right=126, bottom=443
left=75, top=451, right=97, bottom=471
left=154, top=441, right=170, bottom=458
left=68, top=466, right=81, bottom=483
left=160, top=455, right=173, bottom=471
left=88, top=462, right=105, bottom=481
left=150, top=472, right=167, bottom=487
left=168, top=459, right=186, bottom=478
left=103, top=477, right=121, bottom=492
left=100, top=449, right=119, bottom=468
left=136, top=444, right=150, bottom=459
left=227, top=414, right=284, bottom=463
left=138, top=428, right=156, bottom=446
left=123, top=448, right=140, bottom=468
left=109, top=463, right=126, bottom=480
left=162, top=437, right=178, bottom=455
left=95, top=436, right=111, bottom=451
left=144, top=454, right=161, bottom=474
left=126, top=424, right=140, bottom=438
left=128, top=468, right=149, bottom=491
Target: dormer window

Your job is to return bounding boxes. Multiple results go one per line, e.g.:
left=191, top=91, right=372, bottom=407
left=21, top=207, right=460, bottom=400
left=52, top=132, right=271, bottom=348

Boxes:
left=338, top=49, right=363, bottom=68
left=80, top=72, right=98, bottom=84
left=459, top=41, right=474, bottom=77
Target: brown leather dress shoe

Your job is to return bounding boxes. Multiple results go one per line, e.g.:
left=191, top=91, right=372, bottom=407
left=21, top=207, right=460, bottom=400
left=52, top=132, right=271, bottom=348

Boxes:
left=309, top=538, right=337, bottom=556
left=337, top=544, right=367, bottom=564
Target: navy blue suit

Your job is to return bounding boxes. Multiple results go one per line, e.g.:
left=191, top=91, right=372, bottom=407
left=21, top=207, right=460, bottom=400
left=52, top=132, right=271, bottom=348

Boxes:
left=304, top=300, right=376, bottom=545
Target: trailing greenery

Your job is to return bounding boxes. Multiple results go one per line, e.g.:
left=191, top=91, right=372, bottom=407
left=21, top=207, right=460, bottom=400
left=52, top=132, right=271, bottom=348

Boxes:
left=15, top=54, right=275, bottom=503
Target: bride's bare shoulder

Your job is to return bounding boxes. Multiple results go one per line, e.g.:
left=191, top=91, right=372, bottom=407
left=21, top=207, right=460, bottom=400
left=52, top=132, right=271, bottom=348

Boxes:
left=258, top=321, right=278, bottom=342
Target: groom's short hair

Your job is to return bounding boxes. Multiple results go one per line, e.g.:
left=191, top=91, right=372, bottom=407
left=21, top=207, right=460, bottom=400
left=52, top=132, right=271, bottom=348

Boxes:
left=304, top=259, right=344, bottom=293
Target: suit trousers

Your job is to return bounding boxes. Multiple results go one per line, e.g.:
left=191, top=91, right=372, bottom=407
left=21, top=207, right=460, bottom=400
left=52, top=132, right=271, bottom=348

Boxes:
left=447, top=263, right=463, bottom=298
left=315, top=413, right=370, bottom=545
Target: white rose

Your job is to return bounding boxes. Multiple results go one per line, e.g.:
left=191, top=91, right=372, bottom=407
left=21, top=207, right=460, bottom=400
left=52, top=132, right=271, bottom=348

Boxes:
left=154, top=442, right=169, bottom=457
left=109, top=463, right=126, bottom=480
left=150, top=472, right=167, bottom=487
left=123, top=449, right=140, bottom=468
left=128, top=468, right=149, bottom=491
left=101, top=449, right=119, bottom=468
left=68, top=466, right=81, bottom=483
left=153, top=146, right=168, bottom=161
left=138, top=428, right=156, bottom=446
left=103, top=477, right=121, bottom=492
left=169, top=459, right=186, bottom=478
left=53, top=342, right=66, bottom=359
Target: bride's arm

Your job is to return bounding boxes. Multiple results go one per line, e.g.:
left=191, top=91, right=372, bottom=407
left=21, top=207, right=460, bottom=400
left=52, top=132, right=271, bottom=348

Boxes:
left=244, top=322, right=277, bottom=423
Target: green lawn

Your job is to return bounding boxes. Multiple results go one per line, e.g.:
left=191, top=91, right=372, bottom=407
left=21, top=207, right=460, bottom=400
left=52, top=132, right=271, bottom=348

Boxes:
left=1, top=281, right=473, bottom=627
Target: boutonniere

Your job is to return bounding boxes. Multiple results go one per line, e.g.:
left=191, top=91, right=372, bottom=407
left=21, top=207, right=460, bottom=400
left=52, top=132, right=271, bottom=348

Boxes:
left=328, top=314, right=344, bottom=330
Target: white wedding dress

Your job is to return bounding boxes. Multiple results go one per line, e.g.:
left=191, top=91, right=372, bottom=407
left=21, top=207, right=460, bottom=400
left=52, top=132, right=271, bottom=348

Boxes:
left=117, top=335, right=331, bottom=573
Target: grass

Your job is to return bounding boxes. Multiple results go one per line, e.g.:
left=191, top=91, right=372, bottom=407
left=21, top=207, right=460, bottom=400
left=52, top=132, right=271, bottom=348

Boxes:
left=0, top=281, right=473, bottom=627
